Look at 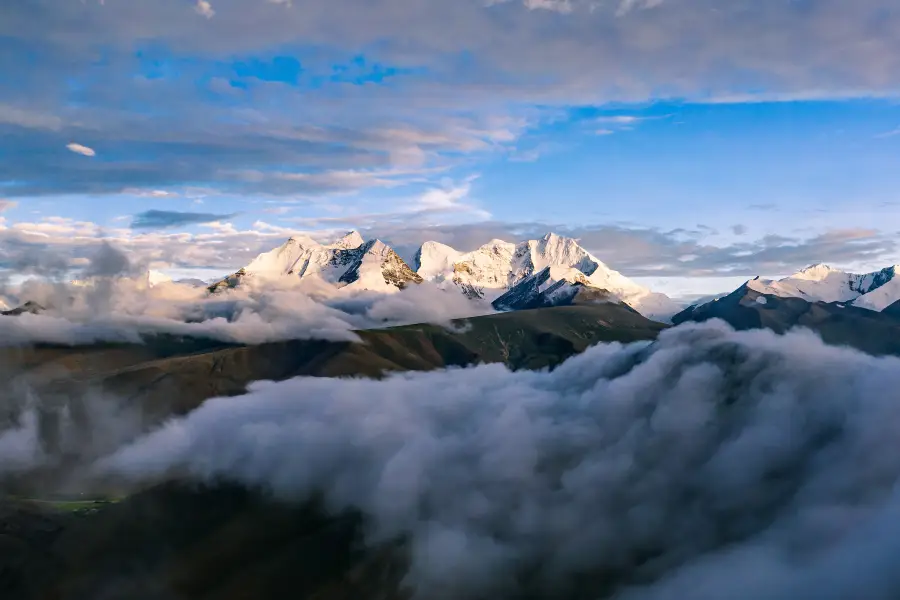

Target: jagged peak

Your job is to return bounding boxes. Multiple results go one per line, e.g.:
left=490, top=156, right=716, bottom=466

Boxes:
left=328, top=230, right=365, bottom=250
left=360, top=239, right=389, bottom=254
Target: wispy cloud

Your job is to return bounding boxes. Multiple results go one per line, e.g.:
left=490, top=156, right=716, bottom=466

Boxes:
left=875, top=127, right=900, bottom=139
left=0, top=200, right=17, bottom=213
left=0, top=104, right=62, bottom=131
left=131, top=210, right=238, bottom=230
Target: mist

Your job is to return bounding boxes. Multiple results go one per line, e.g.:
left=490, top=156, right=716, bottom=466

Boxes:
left=90, top=320, right=900, bottom=598
left=0, top=264, right=494, bottom=347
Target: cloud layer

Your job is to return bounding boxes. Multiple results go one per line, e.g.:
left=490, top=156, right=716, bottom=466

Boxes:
left=0, top=256, right=495, bottom=347
left=2, top=0, right=900, bottom=198
left=3, top=217, right=895, bottom=287
left=99, top=320, right=900, bottom=598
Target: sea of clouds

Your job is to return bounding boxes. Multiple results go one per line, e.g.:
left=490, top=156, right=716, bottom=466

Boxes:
left=87, top=320, right=900, bottom=600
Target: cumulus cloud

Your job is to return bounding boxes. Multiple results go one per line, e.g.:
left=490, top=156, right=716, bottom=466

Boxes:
left=66, top=142, right=96, bottom=157
left=130, top=209, right=239, bottom=230
left=97, top=321, right=900, bottom=598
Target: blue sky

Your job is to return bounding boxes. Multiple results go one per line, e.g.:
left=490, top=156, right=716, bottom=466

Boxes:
left=3, top=0, right=900, bottom=298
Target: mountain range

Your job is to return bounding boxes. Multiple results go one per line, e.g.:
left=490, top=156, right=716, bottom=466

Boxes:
left=208, top=231, right=681, bottom=321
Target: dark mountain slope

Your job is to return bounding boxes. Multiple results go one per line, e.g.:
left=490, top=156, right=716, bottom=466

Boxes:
left=5, top=304, right=665, bottom=425
left=673, top=282, right=900, bottom=356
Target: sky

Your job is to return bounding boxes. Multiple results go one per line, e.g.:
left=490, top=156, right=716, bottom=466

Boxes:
left=3, top=0, right=900, bottom=299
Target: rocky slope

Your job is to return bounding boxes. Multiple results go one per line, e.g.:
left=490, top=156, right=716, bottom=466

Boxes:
left=673, top=279, right=900, bottom=357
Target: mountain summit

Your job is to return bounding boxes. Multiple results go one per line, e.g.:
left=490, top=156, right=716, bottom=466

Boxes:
left=208, top=231, right=421, bottom=293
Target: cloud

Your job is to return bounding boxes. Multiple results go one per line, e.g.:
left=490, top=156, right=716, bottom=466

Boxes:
left=3, top=0, right=900, bottom=200
left=731, top=224, right=748, bottom=236
left=616, top=0, right=665, bottom=16
left=0, top=104, right=62, bottom=131
left=0, top=200, right=17, bottom=213
left=369, top=221, right=898, bottom=279
left=98, top=320, right=900, bottom=598
left=81, top=241, right=135, bottom=279
left=0, top=243, right=494, bottom=347
left=597, top=115, right=643, bottom=125
left=195, top=0, right=215, bottom=19
left=876, top=127, right=900, bottom=139
left=130, top=210, right=238, bottom=230
left=66, top=143, right=96, bottom=157
left=522, top=0, right=573, bottom=13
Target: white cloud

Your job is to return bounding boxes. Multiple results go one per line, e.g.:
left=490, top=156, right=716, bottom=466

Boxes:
left=194, top=0, right=215, bottom=19
left=616, top=0, right=665, bottom=16
left=876, top=127, right=900, bottom=139
left=66, top=142, right=96, bottom=157
left=523, top=0, right=573, bottom=13
left=0, top=104, right=63, bottom=130
left=0, top=200, right=16, bottom=213
left=121, top=188, right=179, bottom=198
left=597, top=115, right=643, bottom=124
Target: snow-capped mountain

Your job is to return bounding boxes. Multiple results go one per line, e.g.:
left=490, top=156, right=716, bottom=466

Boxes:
left=415, top=233, right=680, bottom=321
left=492, top=266, right=620, bottom=311
left=676, top=263, right=900, bottom=322
left=209, top=231, right=421, bottom=293
left=206, top=231, right=678, bottom=321
left=742, top=264, right=900, bottom=311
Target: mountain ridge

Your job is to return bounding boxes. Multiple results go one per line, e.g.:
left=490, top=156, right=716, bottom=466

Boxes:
left=680, top=262, right=900, bottom=318
left=208, top=231, right=681, bottom=322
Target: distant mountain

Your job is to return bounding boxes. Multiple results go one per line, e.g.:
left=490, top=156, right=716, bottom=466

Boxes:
left=674, top=263, right=900, bottom=330
left=172, top=278, right=209, bottom=288
left=673, top=279, right=900, bottom=357
left=416, top=233, right=680, bottom=321
left=727, top=263, right=900, bottom=310
left=208, top=232, right=421, bottom=294
left=1, top=300, right=45, bottom=316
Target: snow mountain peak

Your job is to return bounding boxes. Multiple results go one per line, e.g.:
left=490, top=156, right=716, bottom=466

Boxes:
left=328, top=230, right=365, bottom=250
left=793, top=263, right=839, bottom=281
left=209, top=233, right=420, bottom=294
